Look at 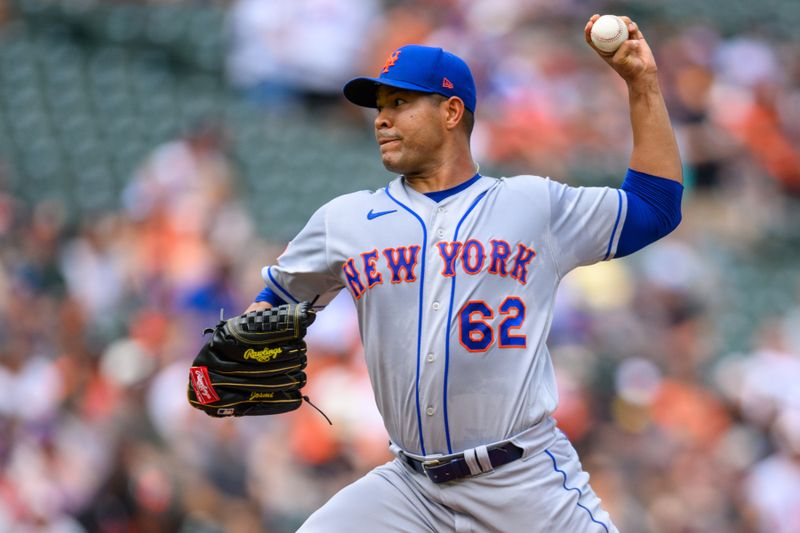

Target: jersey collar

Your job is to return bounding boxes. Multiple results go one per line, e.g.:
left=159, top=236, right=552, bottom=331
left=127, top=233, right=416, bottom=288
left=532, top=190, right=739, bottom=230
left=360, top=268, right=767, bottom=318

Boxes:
left=395, top=172, right=485, bottom=205
left=423, top=172, right=482, bottom=203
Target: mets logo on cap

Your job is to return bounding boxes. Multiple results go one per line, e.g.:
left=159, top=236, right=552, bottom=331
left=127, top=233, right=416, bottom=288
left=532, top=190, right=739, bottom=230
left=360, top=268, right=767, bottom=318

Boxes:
left=382, top=50, right=401, bottom=73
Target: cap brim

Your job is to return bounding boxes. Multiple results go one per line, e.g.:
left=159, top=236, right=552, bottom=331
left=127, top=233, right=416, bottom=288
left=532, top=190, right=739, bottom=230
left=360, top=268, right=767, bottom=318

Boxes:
left=343, top=77, right=438, bottom=108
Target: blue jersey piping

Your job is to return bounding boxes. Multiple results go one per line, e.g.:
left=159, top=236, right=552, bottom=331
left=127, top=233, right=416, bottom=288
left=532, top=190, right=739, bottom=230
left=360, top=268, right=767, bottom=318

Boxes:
left=385, top=185, right=429, bottom=456
left=545, top=449, right=610, bottom=533
left=267, top=266, right=300, bottom=304
left=442, top=189, right=489, bottom=454
left=603, top=190, right=623, bottom=261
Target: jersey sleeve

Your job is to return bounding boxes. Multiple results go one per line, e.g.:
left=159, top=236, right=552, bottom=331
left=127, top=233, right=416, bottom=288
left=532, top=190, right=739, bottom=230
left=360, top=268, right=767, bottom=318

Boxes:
left=547, top=178, right=627, bottom=276
left=261, top=203, right=344, bottom=308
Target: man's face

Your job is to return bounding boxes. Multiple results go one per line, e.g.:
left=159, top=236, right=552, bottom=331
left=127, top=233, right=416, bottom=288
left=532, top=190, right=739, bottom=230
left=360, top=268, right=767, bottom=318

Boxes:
left=373, top=87, right=446, bottom=175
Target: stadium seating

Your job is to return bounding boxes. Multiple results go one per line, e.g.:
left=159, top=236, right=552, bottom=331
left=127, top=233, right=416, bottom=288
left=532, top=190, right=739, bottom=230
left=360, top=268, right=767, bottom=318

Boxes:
left=0, top=1, right=390, bottom=239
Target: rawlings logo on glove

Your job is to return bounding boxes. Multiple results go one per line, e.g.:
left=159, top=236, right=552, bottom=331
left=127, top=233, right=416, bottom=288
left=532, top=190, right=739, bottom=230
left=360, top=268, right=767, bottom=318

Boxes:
left=243, top=347, right=283, bottom=362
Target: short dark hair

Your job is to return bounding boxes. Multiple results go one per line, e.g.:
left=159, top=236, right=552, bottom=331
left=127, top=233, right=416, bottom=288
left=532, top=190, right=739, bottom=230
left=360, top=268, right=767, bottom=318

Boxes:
left=461, top=109, right=475, bottom=139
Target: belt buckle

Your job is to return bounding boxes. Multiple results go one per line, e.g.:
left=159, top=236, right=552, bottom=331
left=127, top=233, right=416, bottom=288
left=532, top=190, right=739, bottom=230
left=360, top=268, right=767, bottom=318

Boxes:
left=421, top=457, right=449, bottom=483
left=422, top=458, right=445, bottom=470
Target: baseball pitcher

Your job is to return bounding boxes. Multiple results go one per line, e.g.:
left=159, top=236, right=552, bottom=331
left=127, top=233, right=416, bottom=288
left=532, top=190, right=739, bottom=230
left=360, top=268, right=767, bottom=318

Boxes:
left=190, top=14, right=683, bottom=532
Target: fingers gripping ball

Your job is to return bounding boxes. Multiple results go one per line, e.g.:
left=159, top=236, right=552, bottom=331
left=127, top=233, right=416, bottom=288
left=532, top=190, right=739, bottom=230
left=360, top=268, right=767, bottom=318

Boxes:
left=188, top=302, right=317, bottom=417
left=591, top=15, right=629, bottom=53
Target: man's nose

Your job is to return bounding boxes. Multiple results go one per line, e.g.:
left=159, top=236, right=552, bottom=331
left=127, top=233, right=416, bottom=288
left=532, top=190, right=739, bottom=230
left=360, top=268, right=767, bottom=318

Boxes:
left=374, top=110, right=392, bottom=130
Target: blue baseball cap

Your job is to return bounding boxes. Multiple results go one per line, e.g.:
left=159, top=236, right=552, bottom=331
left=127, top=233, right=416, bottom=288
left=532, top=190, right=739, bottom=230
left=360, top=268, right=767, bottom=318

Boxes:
left=343, top=45, right=477, bottom=113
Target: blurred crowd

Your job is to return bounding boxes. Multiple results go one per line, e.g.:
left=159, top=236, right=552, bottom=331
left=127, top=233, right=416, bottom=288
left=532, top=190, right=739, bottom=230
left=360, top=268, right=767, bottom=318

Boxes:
left=1, top=0, right=800, bottom=532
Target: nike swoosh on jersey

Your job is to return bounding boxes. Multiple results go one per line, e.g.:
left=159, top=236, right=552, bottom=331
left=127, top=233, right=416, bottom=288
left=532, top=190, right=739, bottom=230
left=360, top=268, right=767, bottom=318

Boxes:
left=367, top=209, right=398, bottom=220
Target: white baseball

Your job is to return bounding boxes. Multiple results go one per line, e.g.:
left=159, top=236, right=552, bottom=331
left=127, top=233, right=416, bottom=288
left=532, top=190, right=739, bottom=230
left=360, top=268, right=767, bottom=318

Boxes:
left=590, top=15, right=629, bottom=53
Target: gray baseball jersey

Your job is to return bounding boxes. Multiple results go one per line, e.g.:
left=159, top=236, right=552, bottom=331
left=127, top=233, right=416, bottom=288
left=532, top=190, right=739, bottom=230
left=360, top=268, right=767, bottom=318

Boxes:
left=261, top=174, right=626, bottom=457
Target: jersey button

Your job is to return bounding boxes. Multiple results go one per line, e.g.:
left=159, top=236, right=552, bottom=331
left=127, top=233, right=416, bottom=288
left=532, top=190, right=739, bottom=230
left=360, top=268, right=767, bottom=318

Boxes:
left=426, top=353, right=435, bottom=363
left=438, top=207, right=446, bottom=213
left=426, top=406, right=435, bottom=416
left=436, top=229, right=445, bottom=238
left=432, top=301, right=441, bottom=311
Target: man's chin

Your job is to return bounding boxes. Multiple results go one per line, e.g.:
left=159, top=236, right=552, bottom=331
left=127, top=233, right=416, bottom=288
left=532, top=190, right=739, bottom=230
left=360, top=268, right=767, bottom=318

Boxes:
left=381, top=156, right=405, bottom=174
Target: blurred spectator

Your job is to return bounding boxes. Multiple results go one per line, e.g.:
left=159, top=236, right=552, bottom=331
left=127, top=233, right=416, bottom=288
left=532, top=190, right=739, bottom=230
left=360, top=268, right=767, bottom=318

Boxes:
left=60, top=214, right=126, bottom=324
left=226, top=0, right=381, bottom=109
left=712, top=39, right=800, bottom=195
left=660, top=26, right=735, bottom=192
left=122, top=122, right=236, bottom=227
left=736, top=320, right=800, bottom=429
left=743, top=409, right=800, bottom=532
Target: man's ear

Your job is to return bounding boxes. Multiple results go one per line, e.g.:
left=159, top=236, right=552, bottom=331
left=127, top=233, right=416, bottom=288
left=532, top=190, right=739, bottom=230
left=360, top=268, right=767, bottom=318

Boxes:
left=442, top=97, right=466, bottom=131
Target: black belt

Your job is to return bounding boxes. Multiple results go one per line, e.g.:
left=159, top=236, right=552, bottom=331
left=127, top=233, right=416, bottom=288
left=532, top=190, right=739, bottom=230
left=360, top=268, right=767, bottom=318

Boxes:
left=403, top=443, right=523, bottom=484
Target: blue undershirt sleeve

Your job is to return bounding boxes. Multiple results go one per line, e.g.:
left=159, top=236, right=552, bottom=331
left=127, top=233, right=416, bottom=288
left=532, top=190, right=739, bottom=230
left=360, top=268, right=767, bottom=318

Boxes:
left=254, top=286, right=288, bottom=306
left=616, top=168, right=683, bottom=258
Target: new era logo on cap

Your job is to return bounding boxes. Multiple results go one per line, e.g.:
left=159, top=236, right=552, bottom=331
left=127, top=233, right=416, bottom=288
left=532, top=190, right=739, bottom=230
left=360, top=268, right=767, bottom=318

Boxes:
left=343, top=45, right=477, bottom=113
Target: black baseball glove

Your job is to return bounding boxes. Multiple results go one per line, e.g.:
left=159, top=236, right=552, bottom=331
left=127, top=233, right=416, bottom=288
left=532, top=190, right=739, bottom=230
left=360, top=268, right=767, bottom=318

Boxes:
left=187, top=302, right=318, bottom=418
